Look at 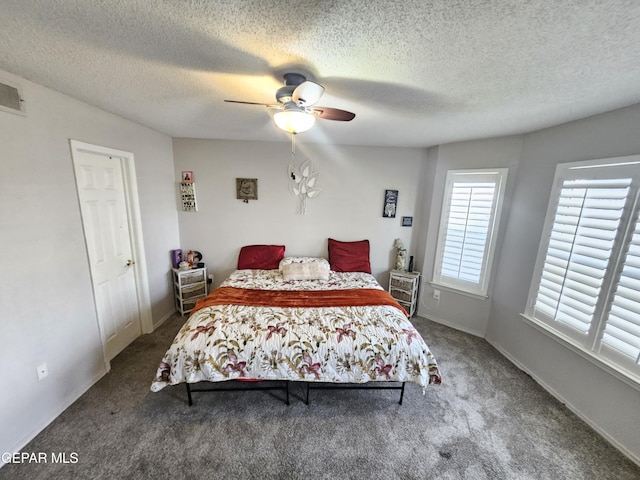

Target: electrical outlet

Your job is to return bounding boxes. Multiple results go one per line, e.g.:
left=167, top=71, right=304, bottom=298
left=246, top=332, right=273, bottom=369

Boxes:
left=433, top=289, right=441, bottom=300
left=36, top=362, right=48, bottom=381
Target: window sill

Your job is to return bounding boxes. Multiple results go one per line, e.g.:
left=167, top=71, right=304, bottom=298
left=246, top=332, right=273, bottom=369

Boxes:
left=428, top=282, right=488, bottom=300
left=520, top=313, right=640, bottom=392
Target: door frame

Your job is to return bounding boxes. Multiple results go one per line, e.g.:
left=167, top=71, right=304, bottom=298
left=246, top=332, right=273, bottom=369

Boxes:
left=70, top=140, right=153, bottom=369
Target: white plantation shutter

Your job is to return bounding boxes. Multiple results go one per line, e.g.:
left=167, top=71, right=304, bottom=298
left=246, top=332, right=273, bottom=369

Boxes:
left=533, top=178, right=631, bottom=335
left=526, top=155, right=640, bottom=384
left=441, top=182, right=495, bottom=283
left=600, top=216, right=640, bottom=368
left=434, top=169, right=507, bottom=296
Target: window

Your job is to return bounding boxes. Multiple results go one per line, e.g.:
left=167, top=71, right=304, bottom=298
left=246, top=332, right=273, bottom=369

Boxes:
left=432, top=168, right=508, bottom=297
left=525, top=156, right=640, bottom=384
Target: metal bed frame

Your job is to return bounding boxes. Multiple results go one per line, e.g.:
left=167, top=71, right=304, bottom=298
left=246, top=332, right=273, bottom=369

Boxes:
left=184, top=380, right=406, bottom=406
left=303, top=381, right=406, bottom=405
left=185, top=380, right=290, bottom=406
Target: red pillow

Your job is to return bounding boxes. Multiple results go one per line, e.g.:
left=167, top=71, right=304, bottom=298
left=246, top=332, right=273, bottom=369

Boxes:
left=237, top=245, right=285, bottom=270
left=328, top=238, right=371, bottom=273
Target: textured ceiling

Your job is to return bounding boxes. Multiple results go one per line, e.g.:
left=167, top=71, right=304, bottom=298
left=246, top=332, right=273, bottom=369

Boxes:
left=1, top=0, right=639, bottom=147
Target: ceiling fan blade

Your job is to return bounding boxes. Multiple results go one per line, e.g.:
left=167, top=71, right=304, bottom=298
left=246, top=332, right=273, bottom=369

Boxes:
left=309, top=107, right=356, bottom=121
left=224, top=100, right=280, bottom=108
left=292, top=81, right=325, bottom=107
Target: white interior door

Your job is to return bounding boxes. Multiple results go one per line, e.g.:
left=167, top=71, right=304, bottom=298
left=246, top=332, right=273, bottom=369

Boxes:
left=73, top=148, right=142, bottom=360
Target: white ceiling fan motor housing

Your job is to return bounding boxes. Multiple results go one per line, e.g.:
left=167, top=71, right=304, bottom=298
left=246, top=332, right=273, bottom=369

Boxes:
left=292, top=81, right=325, bottom=106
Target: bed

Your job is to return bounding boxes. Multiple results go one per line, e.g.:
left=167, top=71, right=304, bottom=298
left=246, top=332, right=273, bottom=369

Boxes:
left=151, top=241, right=442, bottom=405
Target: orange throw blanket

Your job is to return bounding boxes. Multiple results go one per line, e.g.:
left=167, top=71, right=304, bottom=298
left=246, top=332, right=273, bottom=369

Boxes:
left=193, top=286, right=408, bottom=317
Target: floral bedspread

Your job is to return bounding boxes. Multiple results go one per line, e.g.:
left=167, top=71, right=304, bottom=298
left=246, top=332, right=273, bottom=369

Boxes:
left=151, top=270, right=441, bottom=392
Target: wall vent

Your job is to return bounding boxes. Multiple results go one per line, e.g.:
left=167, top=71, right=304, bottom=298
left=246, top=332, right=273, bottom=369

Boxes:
left=0, top=79, right=26, bottom=116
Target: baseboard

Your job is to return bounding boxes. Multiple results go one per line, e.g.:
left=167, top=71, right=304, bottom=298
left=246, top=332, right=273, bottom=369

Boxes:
left=1, top=368, right=108, bottom=469
left=152, top=309, right=176, bottom=331
left=487, top=340, right=640, bottom=467
left=421, top=314, right=485, bottom=338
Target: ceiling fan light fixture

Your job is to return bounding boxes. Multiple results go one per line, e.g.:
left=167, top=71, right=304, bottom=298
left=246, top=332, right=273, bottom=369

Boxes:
left=225, top=73, right=355, bottom=133
left=273, top=110, right=315, bottom=133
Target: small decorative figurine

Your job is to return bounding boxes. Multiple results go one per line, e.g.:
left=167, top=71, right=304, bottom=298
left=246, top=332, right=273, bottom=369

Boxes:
left=394, top=238, right=407, bottom=271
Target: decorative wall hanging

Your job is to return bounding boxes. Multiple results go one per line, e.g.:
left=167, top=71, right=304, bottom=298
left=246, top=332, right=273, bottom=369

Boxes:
left=402, top=216, right=413, bottom=227
left=180, top=182, right=197, bottom=211
left=182, top=170, right=193, bottom=182
left=288, top=135, right=321, bottom=214
left=383, top=189, right=398, bottom=218
left=236, top=178, right=258, bottom=203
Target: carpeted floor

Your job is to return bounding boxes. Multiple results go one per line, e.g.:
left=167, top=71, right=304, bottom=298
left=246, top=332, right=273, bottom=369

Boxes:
left=1, top=314, right=639, bottom=479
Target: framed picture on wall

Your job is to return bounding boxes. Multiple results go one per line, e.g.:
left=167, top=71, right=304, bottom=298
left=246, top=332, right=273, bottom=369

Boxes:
left=182, top=170, right=193, bottom=183
left=402, top=216, right=413, bottom=227
left=180, top=182, right=197, bottom=211
left=383, top=189, right=398, bottom=218
left=236, top=178, right=258, bottom=201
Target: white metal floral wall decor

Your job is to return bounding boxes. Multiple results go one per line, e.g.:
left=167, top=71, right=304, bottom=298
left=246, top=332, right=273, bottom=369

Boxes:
left=288, top=158, right=321, bottom=214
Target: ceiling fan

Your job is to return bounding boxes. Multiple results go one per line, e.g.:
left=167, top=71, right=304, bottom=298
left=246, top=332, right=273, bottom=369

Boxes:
left=225, top=73, right=356, bottom=134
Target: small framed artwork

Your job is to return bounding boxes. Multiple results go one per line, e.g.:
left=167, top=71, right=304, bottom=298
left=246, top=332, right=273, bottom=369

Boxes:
left=383, top=189, right=398, bottom=218
left=402, top=216, right=413, bottom=227
left=182, top=170, right=193, bottom=183
left=236, top=178, right=258, bottom=201
left=180, top=182, right=198, bottom=212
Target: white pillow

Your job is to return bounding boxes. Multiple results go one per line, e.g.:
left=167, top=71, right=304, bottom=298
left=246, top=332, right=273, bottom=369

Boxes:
left=279, top=256, right=330, bottom=271
left=282, top=261, right=330, bottom=281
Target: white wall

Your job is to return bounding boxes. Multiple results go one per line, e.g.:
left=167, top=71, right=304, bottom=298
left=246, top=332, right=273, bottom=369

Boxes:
left=0, top=70, right=179, bottom=459
left=172, top=138, right=427, bottom=287
left=416, top=136, right=523, bottom=336
left=485, top=104, right=640, bottom=463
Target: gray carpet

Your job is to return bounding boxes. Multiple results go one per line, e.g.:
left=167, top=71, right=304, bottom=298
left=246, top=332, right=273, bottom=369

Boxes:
left=2, top=314, right=639, bottom=480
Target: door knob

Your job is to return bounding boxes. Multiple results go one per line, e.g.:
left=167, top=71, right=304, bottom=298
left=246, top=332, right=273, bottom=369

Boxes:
left=126, top=259, right=136, bottom=267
